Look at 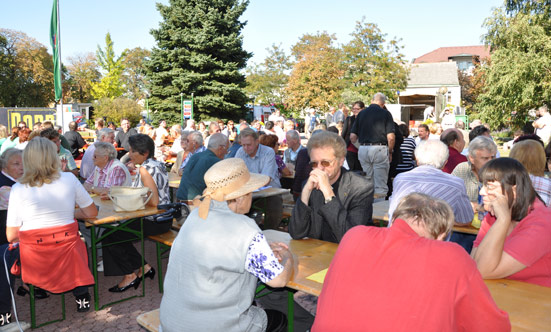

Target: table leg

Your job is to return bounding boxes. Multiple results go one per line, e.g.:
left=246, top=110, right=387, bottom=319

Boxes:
left=287, top=290, right=294, bottom=332
left=90, top=225, right=99, bottom=311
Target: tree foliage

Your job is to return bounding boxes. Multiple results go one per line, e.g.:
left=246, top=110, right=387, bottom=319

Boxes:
left=0, top=29, right=54, bottom=107
left=245, top=44, right=293, bottom=107
left=90, top=33, right=126, bottom=100
left=286, top=32, right=345, bottom=112
left=66, top=52, right=100, bottom=103
left=478, top=7, right=551, bottom=128
left=146, top=0, right=251, bottom=121
left=92, top=97, right=142, bottom=125
left=458, top=58, right=487, bottom=116
left=122, top=47, right=151, bottom=101
left=342, top=18, right=408, bottom=103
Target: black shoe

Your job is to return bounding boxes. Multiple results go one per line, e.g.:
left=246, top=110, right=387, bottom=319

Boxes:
left=0, top=312, right=11, bottom=326
left=75, top=293, right=91, bottom=312
left=108, top=277, right=141, bottom=293
left=16, top=286, right=49, bottom=299
left=143, top=267, right=155, bottom=280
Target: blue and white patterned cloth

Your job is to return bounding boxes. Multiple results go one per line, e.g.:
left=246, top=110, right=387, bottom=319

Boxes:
left=245, top=232, right=284, bottom=283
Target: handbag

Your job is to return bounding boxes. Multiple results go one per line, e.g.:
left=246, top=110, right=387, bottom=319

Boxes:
left=108, top=186, right=152, bottom=212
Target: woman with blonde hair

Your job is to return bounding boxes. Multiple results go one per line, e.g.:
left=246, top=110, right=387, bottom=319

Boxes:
left=0, top=125, right=7, bottom=151
left=509, top=139, right=551, bottom=206
left=6, top=137, right=97, bottom=312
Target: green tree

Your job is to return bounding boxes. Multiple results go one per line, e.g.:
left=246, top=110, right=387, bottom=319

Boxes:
left=245, top=44, right=293, bottom=107
left=93, top=97, right=142, bottom=125
left=146, top=0, right=251, bottom=122
left=286, top=32, right=345, bottom=112
left=66, top=52, right=100, bottom=103
left=0, top=29, right=54, bottom=107
left=90, top=33, right=125, bottom=99
left=122, top=47, right=151, bottom=101
left=342, top=18, right=408, bottom=103
left=478, top=7, right=551, bottom=128
left=458, top=58, right=487, bottom=115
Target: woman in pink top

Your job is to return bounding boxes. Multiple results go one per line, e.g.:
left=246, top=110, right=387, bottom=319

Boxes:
left=472, top=157, right=551, bottom=287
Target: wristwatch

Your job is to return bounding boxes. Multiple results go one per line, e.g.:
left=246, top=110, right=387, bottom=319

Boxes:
left=324, top=196, right=335, bottom=204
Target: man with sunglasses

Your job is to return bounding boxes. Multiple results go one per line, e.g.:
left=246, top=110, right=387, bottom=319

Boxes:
left=289, top=131, right=374, bottom=243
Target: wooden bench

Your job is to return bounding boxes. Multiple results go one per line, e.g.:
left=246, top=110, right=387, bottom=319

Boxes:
left=148, top=230, right=178, bottom=293
left=137, top=309, right=160, bottom=332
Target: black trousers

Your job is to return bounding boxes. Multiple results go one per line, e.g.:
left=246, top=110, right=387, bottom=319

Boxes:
left=253, top=195, right=283, bottom=230
left=346, top=151, right=362, bottom=172
left=0, top=245, right=17, bottom=313
left=102, top=218, right=172, bottom=276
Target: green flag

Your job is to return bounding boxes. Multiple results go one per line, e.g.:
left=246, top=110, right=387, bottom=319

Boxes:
left=50, top=0, right=62, bottom=102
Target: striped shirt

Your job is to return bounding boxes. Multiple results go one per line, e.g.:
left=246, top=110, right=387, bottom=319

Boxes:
left=389, top=165, right=474, bottom=224
left=529, top=174, right=551, bottom=207
left=85, top=159, right=129, bottom=188
left=395, top=137, right=416, bottom=173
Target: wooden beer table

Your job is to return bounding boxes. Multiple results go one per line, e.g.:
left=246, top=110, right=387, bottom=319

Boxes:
left=264, top=230, right=551, bottom=331
left=83, top=196, right=161, bottom=310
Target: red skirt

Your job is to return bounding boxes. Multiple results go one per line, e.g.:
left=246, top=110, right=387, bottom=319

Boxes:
left=19, top=221, right=94, bottom=293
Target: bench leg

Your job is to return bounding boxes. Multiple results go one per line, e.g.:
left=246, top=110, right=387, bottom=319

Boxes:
left=29, top=285, right=65, bottom=329
left=156, top=242, right=163, bottom=293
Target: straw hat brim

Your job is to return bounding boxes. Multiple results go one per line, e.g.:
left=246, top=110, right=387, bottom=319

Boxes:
left=224, top=173, right=270, bottom=201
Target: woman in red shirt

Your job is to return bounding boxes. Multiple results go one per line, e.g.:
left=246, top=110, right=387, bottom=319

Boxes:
left=472, top=157, right=551, bottom=287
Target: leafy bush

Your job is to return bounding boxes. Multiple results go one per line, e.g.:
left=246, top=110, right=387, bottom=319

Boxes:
left=93, top=97, right=142, bottom=126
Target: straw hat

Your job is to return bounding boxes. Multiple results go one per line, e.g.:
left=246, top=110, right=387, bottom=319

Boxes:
left=196, top=158, right=269, bottom=219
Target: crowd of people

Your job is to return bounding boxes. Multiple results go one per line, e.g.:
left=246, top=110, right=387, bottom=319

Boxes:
left=0, top=95, right=549, bottom=331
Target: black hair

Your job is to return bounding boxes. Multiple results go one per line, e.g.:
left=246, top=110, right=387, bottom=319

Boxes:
left=128, top=133, right=155, bottom=159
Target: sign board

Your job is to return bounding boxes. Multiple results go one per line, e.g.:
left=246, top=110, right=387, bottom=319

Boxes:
left=0, top=108, right=56, bottom=129
left=183, top=100, right=192, bottom=119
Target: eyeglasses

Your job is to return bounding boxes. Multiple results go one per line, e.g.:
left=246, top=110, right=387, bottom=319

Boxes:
left=309, top=159, right=335, bottom=168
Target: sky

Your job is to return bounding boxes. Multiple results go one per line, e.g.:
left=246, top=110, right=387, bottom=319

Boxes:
left=1, top=0, right=504, bottom=66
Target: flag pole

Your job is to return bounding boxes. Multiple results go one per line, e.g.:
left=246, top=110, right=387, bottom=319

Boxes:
left=57, top=0, right=64, bottom=133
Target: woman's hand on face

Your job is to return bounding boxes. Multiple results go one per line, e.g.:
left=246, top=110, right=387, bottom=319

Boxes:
left=489, top=191, right=511, bottom=222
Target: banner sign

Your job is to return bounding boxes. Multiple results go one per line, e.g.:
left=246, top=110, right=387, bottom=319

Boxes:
left=183, top=100, right=192, bottom=119
left=0, top=108, right=56, bottom=129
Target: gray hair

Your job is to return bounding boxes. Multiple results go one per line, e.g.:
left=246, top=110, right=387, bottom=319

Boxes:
left=393, top=193, right=454, bottom=239
left=180, top=130, right=190, bottom=142
left=188, top=131, right=204, bottom=146
left=468, top=136, right=497, bottom=158
left=0, top=148, right=22, bottom=169
left=97, top=128, right=115, bottom=141
left=286, top=130, right=300, bottom=142
left=373, top=92, right=386, bottom=104
left=94, top=142, right=117, bottom=160
left=414, top=140, right=449, bottom=169
left=207, top=133, right=229, bottom=150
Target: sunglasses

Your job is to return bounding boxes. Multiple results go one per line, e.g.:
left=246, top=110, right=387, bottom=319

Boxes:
left=309, top=159, right=335, bottom=168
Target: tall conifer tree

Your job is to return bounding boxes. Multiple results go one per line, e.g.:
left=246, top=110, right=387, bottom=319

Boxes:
left=146, top=0, right=251, bottom=122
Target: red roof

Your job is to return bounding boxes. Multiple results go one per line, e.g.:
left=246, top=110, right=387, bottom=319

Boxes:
left=413, top=46, right=490, bottom=64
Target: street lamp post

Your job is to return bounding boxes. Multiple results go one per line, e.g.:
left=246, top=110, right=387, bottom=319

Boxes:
left=180, top=93, right=184, bottom=128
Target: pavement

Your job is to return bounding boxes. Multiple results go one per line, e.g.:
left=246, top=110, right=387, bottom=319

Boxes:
left=7, top=240, right=164, bottom=332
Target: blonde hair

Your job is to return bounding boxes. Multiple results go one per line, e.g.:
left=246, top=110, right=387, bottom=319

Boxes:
left=509, top=139, right=546, bottom=177
left=0, top=125, right=7, bottom=139
left=392, top=193, right=454, bottom=239
left=19, top=137, right=60, bottom=187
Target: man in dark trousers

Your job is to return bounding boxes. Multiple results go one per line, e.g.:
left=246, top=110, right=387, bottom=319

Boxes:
left=350, top=92, right=395, bottom=197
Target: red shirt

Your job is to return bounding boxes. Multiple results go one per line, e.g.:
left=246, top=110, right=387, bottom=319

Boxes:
left=443, top=146, right=467, bottom=174
left=313, top=220, right=510, bottom=332
left=474, top=199, right=551, bottom=287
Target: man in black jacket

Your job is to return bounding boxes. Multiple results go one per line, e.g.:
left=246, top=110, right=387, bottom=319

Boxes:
left=289, top=131, right=374, bottom=243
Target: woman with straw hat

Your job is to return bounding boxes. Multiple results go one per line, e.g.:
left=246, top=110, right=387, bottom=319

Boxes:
left=160, top=158, right=294, bottom=332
